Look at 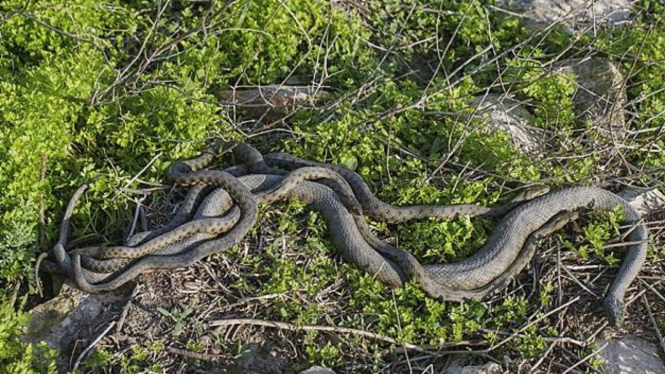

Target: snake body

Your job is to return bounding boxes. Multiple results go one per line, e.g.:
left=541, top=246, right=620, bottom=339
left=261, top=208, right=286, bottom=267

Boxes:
left=41, top=142, right=650, bottom=326
left=126, top=184, right=212, bottom=246
left=263, top=152, right=533, bottom=221
left=72, top=165, right=260, bottom=293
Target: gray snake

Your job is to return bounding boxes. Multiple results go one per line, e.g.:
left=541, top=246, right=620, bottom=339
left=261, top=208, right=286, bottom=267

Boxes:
left=39, top=142, right=649, bottom=326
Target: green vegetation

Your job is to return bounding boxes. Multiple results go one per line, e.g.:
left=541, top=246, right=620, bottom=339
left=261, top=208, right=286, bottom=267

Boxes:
left=0, top=0, right=663, bottom=372
left=0, top=297, right=57, bottom=373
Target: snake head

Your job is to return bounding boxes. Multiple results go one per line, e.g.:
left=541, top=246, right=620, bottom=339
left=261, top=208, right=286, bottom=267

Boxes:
left=603, top=296, right=625, bottom=327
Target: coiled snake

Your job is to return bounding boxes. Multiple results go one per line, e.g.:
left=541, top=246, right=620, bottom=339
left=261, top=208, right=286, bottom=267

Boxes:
left=39, top=142, right=649, bottom=326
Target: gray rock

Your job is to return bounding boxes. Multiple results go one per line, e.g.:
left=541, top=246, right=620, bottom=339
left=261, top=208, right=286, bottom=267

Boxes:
left=237, top=343, right=285, bottom=374
left=596, top=335, right=665, bottom=374
left=299, top=366, right=336, bottom=374
left=24, top=291, right=79, bottom=350
left=552, top=58, right=627, bottom=138
left=471, top=94, right=544, bottom=154
left=24, top=284, right=130, bottom=372
left=446, top=362, right=503, bottom=374
left=619, top=187, right=665, bottom=216
left=497, top=0, right=633, bottom=33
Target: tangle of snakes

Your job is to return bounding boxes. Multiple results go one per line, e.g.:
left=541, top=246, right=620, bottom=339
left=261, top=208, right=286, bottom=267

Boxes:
left=37, top=141, right=649, bottom=327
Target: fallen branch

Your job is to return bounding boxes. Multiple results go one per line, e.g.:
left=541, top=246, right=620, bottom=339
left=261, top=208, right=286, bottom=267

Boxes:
left=209, top=318, right=478, bottom=353
left=73, top=322, right=116, bottom=371
left=642, top=294, right=665, bottom=359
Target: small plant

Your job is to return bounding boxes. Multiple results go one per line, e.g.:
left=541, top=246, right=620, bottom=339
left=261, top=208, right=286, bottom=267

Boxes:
left=234, top=341, right=251, bottom=359
left=84, top=349, right=113, bottom=368
left=0, top=297, right=57, bottom=373
left=130, top=345, right=149, bottom=362
left=147, top=340, right=164, bottom=354
left=156, top=307, right=193, bottom=337
left=186, top=340, right=206, bottom=353
left=305, top=341, right=343, bottom=368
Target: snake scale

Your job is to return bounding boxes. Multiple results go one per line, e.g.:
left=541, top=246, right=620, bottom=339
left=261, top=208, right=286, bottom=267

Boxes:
left=39, top=142, right=649, bottom=326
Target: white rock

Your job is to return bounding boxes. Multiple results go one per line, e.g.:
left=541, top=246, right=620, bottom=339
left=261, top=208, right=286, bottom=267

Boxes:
left=497, top=0, right=633, bottom=32
left=471, top=94, right=544, bottom=154
left=446, top=362, right=503, bottom=374
left=596, top=335, right=665, bottom=374
left=24, top=284, right=129, bottom=372
left=299, top=366, right=336, bottom=374
left=619, top=188, right=665, bottom=216
left=552, top=58, right=627, bottom=138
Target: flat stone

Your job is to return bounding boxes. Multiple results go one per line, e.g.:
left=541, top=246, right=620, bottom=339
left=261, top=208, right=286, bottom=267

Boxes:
left=218, top=85, right=329, bottom=118
left=471, top=94, right=544, bottom=154
left=300, top=366, right=336, bottom=374
left=24, top=292, right=78, bottom=349
left=595, top=335, right=665, bottom=374
left=619, top=188, right=665, bottom=216
left=552, top=58, right=628, bottom=138
left=24, top=284, right=130, bottom=372
left=497, top=0, right=633, bottom=33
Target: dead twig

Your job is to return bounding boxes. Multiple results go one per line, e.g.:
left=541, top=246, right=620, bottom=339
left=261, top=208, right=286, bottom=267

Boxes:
left=73, top=322, right=117, bottom=371
left=38, top=153, right=48, bottom=248
left=561, top=342, right=607, bottom=374
left=642, top=293, right=665, bottom=359
left=209, top=318, right=473, bottom=354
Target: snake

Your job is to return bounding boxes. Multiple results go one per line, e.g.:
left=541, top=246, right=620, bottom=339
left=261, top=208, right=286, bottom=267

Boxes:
left=64, top=135, right=514, bottom=278
left=70, top=176, right=539, bottom=275
left=43, top=173, right=574, bottom=295
left=41, top=142, right=649, bottom=326
left=37, top=183, right=125, bottom=286
left=70, top=167, right=259, bottom=293
left=53, top=144, right=259, bottom=291
left=66, top=145, right=368, bottom=289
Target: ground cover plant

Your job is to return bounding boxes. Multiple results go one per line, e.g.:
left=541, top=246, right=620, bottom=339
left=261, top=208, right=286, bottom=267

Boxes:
left=0, top=0, right=664, bottom=372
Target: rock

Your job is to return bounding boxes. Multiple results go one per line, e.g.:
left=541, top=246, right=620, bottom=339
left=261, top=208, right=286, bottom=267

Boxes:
left=24, top=284, right=131, bottom=372
left=446, top=361, right=503, bottom=374
left=299, top=366, right=336, bottom=374
left=619, top=188, right=665, bottom=216
left=552, top=58, right=627, bottom=138
left=218, top=85, right=329, bottom=119
left=595, top=335, right=665, bottom=374
left=24, top=292, right=78, bottom=349
left=471, top=94, right=544, bottom=154
left=236, top=343, right=285, bottom=374
left=497, top=0, right=633, bottom=33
